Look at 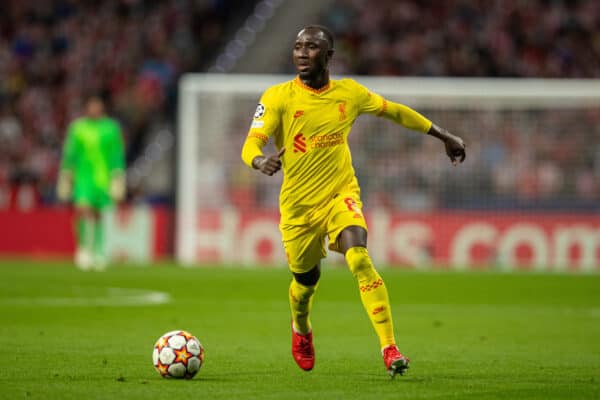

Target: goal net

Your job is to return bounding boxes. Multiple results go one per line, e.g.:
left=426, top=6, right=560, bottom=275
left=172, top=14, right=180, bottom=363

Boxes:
left=177, top=74, right=600, bottom=272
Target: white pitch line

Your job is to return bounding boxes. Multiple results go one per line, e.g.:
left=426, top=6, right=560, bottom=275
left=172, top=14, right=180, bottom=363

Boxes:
left=1, top=287, right=171, bottom=307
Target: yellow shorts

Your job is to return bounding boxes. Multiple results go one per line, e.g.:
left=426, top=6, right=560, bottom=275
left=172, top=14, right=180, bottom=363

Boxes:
left=281, top=190, right=368, bottom=274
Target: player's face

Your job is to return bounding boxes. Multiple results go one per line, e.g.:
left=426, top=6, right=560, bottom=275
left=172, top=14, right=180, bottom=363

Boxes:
left=86, top=98, right=105, bottom=119
left=293, top=29, right=332, bottom=80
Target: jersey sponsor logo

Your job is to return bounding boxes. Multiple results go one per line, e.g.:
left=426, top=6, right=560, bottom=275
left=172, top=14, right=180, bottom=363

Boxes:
left=254, top=103, right=265, bottom=119
left=310, top=132, right=344, bottom=149
left=293, top=110, right=304, bottom=119
left=292, top=132, right=345, bottom=154
left=338, top=102, right=347, bottom=121
left=251, top=120, right=264, bottom=128
left=293, top=133, right=307, bottom=153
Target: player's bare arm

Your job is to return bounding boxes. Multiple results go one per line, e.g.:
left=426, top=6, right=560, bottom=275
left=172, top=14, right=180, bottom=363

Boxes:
left=252, top=147, right=286, bottom=176
left=427, top=123, right=466, bottom=165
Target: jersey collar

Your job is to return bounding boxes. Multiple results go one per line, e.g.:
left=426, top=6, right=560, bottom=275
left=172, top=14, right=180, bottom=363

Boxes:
left=294, top=76, right=332, bottom=94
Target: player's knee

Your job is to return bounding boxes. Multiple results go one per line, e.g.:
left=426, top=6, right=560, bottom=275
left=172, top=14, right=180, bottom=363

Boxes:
left=345, top=246, right=375, bottom=277
left=293, top=265, right=320, bottom=287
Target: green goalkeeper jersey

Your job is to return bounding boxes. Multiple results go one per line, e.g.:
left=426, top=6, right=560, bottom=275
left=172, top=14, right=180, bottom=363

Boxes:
left=60, top=116, right=125, bottom=207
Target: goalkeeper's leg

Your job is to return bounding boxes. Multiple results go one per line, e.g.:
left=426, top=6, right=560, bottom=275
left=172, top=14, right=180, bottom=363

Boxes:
left=92, top=207, right=106, bottom=270
left=74, top=206, right=95, bottom=271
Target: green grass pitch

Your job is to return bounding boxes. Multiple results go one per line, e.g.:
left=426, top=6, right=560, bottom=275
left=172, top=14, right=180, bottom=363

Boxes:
left=1, top=261, right=599, bottom=400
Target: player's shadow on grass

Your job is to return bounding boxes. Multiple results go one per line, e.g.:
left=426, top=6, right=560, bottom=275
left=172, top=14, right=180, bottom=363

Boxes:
left=321, top=370, right=431, bottom=383
left=153, top=377, right=231, bottom=383
left=156, top=373, right=269, bottom=383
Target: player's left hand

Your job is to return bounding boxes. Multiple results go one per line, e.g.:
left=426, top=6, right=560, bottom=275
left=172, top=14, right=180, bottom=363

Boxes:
left=56, top=171, right=72, bottom=202
left=444, top=134, right=466, bottom=165
left=427, top=124, right=466, bottom=165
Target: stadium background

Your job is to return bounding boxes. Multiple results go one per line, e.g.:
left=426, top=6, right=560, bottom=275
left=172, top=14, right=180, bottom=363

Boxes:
left=0, top=0, right=599, bottom=269
left=1, top=2, right=600, bottom=399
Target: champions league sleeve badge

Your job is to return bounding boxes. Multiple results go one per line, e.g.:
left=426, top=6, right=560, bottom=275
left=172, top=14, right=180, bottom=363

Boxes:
left=254, top=103, right=265, bottom=119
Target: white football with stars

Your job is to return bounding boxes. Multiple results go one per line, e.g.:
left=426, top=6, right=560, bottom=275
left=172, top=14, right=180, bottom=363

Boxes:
left=152, top=330, right=204, bottom=379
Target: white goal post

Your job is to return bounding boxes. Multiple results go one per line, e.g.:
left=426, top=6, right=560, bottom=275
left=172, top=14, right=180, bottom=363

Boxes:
left=177, top=74, right=600, bottom=271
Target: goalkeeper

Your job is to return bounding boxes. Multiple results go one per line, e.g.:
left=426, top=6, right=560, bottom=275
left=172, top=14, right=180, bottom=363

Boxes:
left=57, top=95, right=126, bottom=270
left=241, top=25, right=466, bottom=377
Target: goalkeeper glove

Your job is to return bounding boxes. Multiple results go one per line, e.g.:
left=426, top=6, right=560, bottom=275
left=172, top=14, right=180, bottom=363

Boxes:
left=56, top=170, right=72, bottom=202
left=110, top=171, right=126, bottom=202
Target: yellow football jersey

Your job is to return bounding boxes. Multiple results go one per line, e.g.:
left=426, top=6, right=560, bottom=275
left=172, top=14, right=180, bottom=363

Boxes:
left=242, top=76, right=432, bottom=225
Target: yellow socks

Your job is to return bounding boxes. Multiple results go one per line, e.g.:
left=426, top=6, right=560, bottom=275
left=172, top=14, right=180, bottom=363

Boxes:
left=289, top=278, right=317, bottom=335
left=288, top=247, right=395, bottom=347
left=345, top=246, right=396, bottom=348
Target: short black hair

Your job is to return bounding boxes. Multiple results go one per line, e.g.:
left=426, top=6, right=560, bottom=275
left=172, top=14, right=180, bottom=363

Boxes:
left=301, top=25, right=334, bottom=49
left=83, top=91, right=110, bottom=107
left=84, top=93, right=104, bottom=103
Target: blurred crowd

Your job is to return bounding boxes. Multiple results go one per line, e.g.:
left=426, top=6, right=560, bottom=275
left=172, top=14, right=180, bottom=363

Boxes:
left=0, top=0, right=254, bottom=208
left=322, top=0, right=600, bottom=77
left=349, top=107, right=600, bottom=211
left=1, top=0, right=599, bottom=211
left=300, top=0, right=600, bottom=210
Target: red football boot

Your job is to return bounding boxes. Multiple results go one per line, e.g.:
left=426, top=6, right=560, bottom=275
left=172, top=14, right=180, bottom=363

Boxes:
left=291, top=325, right=315, bottom=371
left=382, top=345, right=410, bottom=378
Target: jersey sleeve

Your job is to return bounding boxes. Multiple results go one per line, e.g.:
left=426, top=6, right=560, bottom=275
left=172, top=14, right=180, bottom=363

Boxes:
left=60, top=123, right=78, bottom=172
left=241, top=86, right=282, bottom=168
left=352, top=79, right=387, bottom=115
left=353, top=79, right=432, bottom=133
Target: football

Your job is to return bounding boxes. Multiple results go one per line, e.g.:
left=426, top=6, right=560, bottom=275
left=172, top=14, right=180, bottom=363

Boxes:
left=152, top=330, right=204, bottom=379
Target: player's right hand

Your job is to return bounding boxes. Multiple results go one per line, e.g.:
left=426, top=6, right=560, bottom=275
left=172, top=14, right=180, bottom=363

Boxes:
left=253, top=147, right=286, bottom=176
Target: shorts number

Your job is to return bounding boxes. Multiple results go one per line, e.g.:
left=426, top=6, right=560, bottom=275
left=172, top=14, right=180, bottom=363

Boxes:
left=344, top=197, right=357, bottom=212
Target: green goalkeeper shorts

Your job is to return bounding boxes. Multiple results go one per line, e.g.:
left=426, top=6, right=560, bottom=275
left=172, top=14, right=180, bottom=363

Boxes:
left=73, top=183, right=112, bottom=209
